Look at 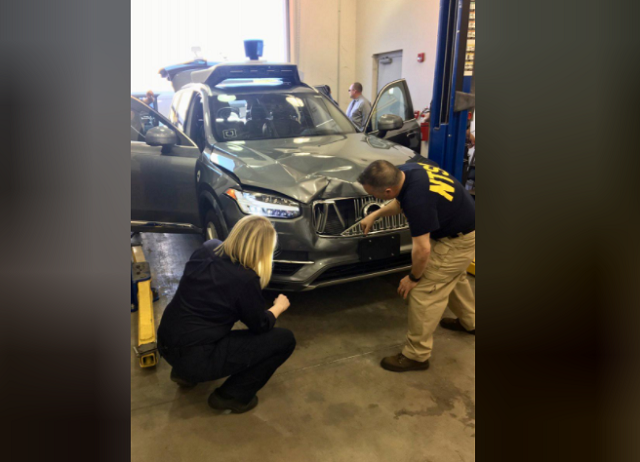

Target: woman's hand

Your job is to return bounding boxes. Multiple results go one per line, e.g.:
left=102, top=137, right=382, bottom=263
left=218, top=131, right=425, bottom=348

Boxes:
left=274, top=294, right=290, bottom=311
left=269, top=294, right=290, bottom=319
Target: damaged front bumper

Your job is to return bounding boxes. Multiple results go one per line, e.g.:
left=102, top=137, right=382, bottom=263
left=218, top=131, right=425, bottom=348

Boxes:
left=219, top=193, right=414, bottom=292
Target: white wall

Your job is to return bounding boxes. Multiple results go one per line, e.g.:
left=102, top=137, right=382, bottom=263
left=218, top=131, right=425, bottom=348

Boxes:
left=355, top=0, right=440, bottom=113
left=289, top=0, right=440, bottom=114
left=338, top=0, right=357, bottom=109
left=288, top=0, right=356, bottom=109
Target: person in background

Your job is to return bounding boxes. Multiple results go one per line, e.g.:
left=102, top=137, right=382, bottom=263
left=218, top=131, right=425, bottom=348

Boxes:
left=315, top=85, right=338, bottom=106
left=157, top=215, right=296, bottom=414
left=466, top=109, right=475, bottom=146
left=142, top=90, right=155, bottom=107
left=465, top=110, right=476, bottom=193
left=346, top=82, right=372, bottom=131
left=325, top=85, right=338, bottom=105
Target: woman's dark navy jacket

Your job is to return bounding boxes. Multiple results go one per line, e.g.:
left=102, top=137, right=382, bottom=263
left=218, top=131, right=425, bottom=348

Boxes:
left=157, top=239, right=276, bottom=349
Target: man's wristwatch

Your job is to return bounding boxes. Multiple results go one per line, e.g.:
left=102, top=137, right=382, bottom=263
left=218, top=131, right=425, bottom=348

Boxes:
left=408, top=272, right=420, bottom=283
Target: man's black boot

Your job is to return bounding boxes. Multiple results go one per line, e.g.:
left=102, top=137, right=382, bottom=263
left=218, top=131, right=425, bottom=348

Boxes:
left=440, top=317, right=475, bottom=334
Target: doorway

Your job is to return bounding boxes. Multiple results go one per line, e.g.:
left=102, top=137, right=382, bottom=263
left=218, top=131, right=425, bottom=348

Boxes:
left=374, top=50, right=403, bottom=94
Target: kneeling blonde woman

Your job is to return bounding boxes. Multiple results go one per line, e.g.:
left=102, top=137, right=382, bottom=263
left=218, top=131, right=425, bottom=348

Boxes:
left=157, top=215, right=295, bottom=413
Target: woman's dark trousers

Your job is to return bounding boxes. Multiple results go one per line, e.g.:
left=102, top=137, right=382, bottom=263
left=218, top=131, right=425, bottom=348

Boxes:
left=160, top=327, right=296, bottom=404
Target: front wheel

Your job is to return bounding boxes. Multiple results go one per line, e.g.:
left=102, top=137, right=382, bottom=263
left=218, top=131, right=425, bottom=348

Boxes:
left=203, top=208, right=223, bottom=242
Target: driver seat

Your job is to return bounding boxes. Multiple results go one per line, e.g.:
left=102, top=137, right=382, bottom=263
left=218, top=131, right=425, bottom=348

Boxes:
left=271, top=106, right=302, bottom=138
left=245, top=105, right=271, bottom=137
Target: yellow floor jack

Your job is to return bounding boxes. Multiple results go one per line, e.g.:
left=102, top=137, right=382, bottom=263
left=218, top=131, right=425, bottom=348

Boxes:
left=131, top=237, right=159, bottom=368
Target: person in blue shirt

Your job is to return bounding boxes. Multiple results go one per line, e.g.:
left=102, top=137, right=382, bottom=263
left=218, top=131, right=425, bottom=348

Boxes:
left=346, top=82, right=372, bottom=131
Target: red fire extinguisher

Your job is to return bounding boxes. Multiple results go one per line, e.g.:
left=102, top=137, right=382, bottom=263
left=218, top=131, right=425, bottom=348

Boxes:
left=418, top=108, right=430, bottom=142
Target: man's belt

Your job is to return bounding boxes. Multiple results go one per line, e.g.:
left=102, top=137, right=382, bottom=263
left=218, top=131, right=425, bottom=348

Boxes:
left=447, top=227, right=475, bottom=239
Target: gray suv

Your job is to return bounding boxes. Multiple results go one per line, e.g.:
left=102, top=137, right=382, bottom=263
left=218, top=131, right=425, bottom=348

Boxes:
left=131, top=62, right=428, bottom=291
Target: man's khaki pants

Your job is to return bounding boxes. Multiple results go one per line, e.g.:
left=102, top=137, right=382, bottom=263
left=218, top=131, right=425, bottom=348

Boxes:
left=402, top=231, right=475, bottom=362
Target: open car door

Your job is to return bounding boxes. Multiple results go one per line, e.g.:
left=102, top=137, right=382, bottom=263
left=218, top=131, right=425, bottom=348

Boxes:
left=131, top=97, right=202, bottom=234
left=365, top=79, right=421, bottom=153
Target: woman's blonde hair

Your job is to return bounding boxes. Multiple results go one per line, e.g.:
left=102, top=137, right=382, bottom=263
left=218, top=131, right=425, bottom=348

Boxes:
left=214, top=215, right=277, bottom=289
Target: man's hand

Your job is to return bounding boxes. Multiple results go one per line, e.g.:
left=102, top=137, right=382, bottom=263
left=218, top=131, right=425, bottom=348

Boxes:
left=398, top=276, right=418, bottom=300
left=359, top=200, right=403, bottom=235
left=360, top=214, right=377, bottom=236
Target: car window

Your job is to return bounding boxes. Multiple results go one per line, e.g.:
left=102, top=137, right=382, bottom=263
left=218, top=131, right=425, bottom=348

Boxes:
left=131, top=105, right=170, bottom=142
left=370, top=82, right=412, bottom=131
left=187, top=93, right=207, bottom=151
left=209, top=92, right=356, bottom=141
left=131, top=101, right=190, bottom=146
left=171, top=89, right=194, bottom=132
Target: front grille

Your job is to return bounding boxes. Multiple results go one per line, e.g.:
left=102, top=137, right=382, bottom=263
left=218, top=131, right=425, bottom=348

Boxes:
left=273, top=262, right=305, bottom=276
left=314, top=253, right=412, bottom=283
left=313, top=196, right=409, bottom=237
left=274, top=250, right=309, bottom=262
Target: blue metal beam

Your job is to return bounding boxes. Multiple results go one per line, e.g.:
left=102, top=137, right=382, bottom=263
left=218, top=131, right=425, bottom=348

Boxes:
left=428, top=0, right=474, bottom=181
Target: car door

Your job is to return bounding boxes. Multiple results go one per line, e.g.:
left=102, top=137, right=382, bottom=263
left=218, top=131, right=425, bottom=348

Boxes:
left=364, top=79, right=421, bottom=153
left=131, top=97, right=202, bottom=233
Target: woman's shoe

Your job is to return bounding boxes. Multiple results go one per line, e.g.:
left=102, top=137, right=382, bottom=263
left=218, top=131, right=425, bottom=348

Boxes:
left=170, top=368, right=197, bottom=388
left=208, top=389, right=259, bottom=414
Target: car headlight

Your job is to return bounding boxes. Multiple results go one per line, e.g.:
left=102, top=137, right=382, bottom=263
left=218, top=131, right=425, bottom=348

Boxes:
left=225, top=189, right=301, bottom=219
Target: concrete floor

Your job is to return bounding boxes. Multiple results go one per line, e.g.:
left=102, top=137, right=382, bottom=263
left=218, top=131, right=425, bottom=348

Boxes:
left=132, top=233, right=475, bottom=462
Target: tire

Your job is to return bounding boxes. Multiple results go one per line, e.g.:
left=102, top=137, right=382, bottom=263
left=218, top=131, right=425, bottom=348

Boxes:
left=203, top=208, right=223, bottom=242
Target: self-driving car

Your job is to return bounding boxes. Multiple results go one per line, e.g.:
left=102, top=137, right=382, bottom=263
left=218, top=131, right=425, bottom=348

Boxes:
left=131, top=62, right=430, bottom=291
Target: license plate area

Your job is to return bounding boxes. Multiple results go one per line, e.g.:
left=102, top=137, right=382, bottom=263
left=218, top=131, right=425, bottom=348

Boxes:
left=358, top=235, right=401, bottom=262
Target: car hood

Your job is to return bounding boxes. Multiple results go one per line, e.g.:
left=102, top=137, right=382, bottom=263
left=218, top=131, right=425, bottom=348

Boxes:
left=209, top=134, right=425, bottom=203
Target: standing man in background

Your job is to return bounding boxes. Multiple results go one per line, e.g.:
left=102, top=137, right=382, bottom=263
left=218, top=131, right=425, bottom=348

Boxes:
left=346, top=82, right=371, bottom=131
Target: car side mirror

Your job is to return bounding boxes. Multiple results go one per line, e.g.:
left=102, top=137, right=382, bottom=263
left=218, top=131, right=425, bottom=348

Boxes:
left=377, top=114, right=404, bottom=138
left=145, top=126, right=177, bottom=153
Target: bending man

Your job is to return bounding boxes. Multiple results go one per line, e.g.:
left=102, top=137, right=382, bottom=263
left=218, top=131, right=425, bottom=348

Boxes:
left=358, top=160, right=475, bottom=372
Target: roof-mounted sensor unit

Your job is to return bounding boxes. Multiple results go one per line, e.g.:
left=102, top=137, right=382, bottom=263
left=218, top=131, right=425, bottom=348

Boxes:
left=244, top=40, right=263, bottom=61
left=191, top=62, right=302, bottom=88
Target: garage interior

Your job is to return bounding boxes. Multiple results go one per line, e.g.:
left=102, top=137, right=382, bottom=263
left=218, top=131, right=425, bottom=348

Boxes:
left=131, top=234, right=475, bottom=461
left=131, top=0, right=475, bottom=461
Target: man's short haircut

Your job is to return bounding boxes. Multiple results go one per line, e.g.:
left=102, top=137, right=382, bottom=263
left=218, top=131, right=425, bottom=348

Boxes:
left=352, top=82, right=363, bottom=93
left=358, top=160, right=402, bottom=189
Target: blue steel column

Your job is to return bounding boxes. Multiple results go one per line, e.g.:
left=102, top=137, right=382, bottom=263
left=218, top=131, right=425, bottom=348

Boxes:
left=428, top=0, right=452, bottom=170
left=428, top=0, right=472, bottom=181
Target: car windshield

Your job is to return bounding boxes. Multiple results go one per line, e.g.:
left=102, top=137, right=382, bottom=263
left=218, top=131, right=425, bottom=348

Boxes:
left=209, top=91, right=356, bottom=141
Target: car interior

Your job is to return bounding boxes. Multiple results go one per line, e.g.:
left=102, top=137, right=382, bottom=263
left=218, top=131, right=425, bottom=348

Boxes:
left=213, top=99, right=304, bottom=141
left=211, top=93, right=351, bottom=143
